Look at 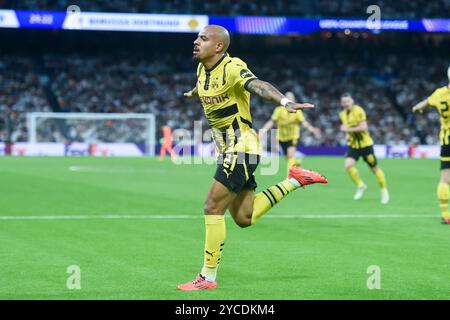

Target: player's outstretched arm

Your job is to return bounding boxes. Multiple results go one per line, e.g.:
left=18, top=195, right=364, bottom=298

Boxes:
left=260, top=120, right=274, bottom=133
left=259, top=120, right=274, bottom=139
left=412, top=98, right=429, bottom=113
left=184, top=86, right=198, bottom=97
left=302, top=120, right=321, bottom=137
left=246, top=79, right=314, bottom=113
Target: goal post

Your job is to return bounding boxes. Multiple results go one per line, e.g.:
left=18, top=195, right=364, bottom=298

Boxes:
left=26, top=112, right=156, bottom=156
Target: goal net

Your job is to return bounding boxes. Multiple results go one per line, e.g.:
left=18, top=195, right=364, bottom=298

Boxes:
left=26, top=112, right=156, bottom=156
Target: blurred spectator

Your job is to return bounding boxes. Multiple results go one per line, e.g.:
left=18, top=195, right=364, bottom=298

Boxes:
left=0, top=55, right=51, bottom=143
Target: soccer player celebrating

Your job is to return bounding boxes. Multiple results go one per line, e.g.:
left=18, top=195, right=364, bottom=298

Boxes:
left=178, top=25, right=328, bottom=291
left=260, top=91, right=321, bottom=176
left=412, top=66, right=450, bottom=224
left=339, top=93, right=389, bottom=204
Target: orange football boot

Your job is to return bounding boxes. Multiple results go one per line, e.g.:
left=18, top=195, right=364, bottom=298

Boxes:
left=288, top=166, right=328, bottom=188
left=177, top=274, right=217, bottom=291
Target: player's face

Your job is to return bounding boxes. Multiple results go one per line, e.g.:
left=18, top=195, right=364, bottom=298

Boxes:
left=193, top=31, right=216, bottom=63
left=340, top=96, right=354, bottom=110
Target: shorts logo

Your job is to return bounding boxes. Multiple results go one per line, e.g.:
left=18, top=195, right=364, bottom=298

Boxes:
left=240, top=69, right=253, bottom=79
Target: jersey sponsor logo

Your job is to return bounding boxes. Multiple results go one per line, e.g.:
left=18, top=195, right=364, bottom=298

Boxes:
left=240, top=69, right=253, bottom=79
left=200, top=94, right=230, bottom=105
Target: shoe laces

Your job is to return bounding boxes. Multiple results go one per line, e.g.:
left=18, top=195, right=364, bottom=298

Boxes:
left=192, top=275, right=205, bottom=285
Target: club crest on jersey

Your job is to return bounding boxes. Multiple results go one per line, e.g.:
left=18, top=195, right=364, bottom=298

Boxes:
left=240, top=69, right=253, bottom=79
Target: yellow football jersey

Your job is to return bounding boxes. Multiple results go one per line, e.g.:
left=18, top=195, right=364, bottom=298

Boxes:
left=427, top=86, right=450, bottom=145
left=196, top=53, right=260, bottom=155
left=271, top=106, right=305, bottom=142
left=339, top=105, right=374, bottom=149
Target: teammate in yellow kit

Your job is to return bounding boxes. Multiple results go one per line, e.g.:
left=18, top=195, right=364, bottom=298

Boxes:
left=412, top=66, right=450, bottom=224
left=260, top=91, right=321, bottom=176
left=339, top=93, right=389, bottom=204
left=177, top=25, right=328, bottom=291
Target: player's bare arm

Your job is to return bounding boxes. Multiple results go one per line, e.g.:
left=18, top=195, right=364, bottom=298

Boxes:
left=303, top=120, right=321, bottom=137
left=246, top=79, right=314, bottom=113
left=412, top=98, right=429, bottom=113
left=340, top=121, right=368, bottom=133
left=261, top=119, right=274, bottom=131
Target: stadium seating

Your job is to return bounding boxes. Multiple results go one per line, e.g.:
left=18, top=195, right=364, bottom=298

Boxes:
left=1, top=35, right=447, bottom=146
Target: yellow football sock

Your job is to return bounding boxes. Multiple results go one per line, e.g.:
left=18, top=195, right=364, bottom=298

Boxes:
left=287, top=157, right=296, bottom=176
left=437, top=182, right=450, bottom=220
left=201, top=215, right=226, bottom=281
left=347, top=167, right=364, bottom=187
left=251, top=179, right=297, bottom=225
left=374, top=168, right=387, bottom=189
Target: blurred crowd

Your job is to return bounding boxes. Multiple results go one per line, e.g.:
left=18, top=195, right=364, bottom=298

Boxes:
left=0, top=36, right=448, bottom=146
left=0, top=55, right=51, bottom=143
left=1, top=0, right=449, bottom=18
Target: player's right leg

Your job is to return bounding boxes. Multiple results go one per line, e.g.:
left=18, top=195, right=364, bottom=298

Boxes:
left=177, top=179, right=236, bottom=291
left=345, top=154, right=366, bottom=200
left=438, top=168, right=450, bottom=224
left=438, top=143, right=450, bottom=224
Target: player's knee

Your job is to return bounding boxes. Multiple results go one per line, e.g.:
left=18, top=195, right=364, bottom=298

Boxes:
left=344, top=162, right=353, bottom=170
left=235, top=217, right=251, bottom=228
left=233, top=210, right=252, bottom=228
left=441, top=176, right=450, bottom=184
left=204, top=199, right=223, bottom=215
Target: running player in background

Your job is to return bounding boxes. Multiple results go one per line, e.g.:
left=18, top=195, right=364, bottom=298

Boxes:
left=159, top=125, right=175, bottom=160
left=339, top=93, right=389, bottom=204
left=260, top=91, right=321, bottom=176
left=412, top=66, right=450, bottom=224
left=178, top=25, right=328, bottom=291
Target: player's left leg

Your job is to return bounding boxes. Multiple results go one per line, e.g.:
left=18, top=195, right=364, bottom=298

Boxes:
left=363, top=148, right=388, bottom=204
left=438, top=167, right=450, bottom=224
left=159, top=144, right=167, bottom=160
left=229, top=167, right=328, bottom=228
left=166, top=143, right=176, bottom=159
left=286, top=142, right=299, bottom=176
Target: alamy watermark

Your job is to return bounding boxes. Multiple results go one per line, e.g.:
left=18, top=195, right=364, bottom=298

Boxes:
left=366, top=5, right=381, bottom=30
left=66, top=265, right=81, bottom=290
left=367, top=265, right=381, bottom=290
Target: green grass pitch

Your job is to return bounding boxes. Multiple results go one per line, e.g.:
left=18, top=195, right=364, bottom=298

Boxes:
left=0, top=156, right=448, bottom=299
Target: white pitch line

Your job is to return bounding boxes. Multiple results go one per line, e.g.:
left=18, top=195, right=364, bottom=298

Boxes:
left=0, top=214, right=435, bottom=221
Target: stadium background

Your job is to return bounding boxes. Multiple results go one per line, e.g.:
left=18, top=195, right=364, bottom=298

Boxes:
left=0, top=0, right=449, bottom=299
